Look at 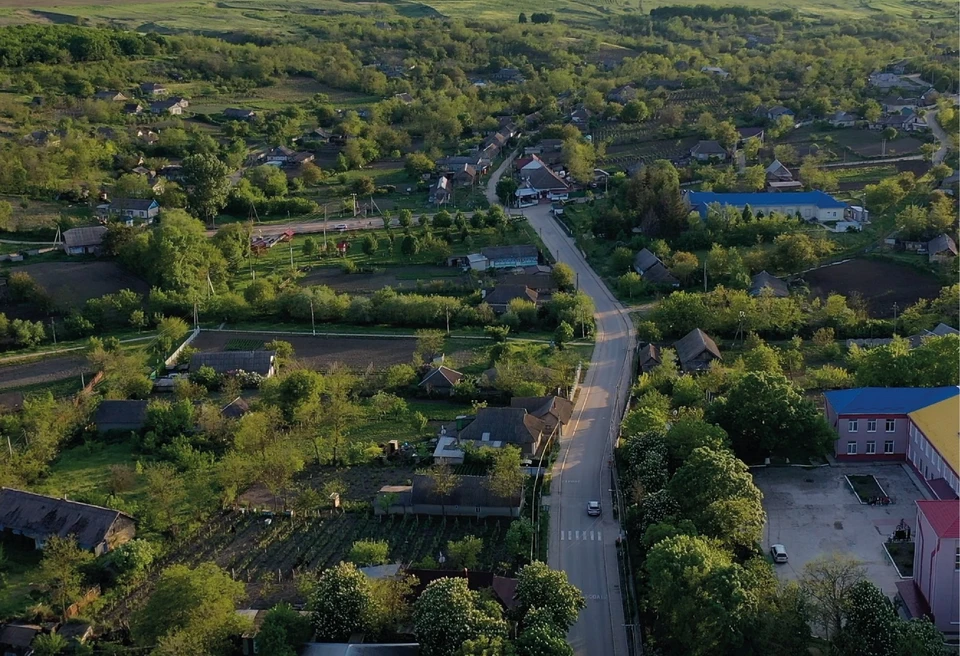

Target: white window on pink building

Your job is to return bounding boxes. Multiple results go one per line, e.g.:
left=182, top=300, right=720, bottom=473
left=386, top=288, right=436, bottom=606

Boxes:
left=847, top=442, right=857, bottom=455
left=848, top=419, right=859, bottom=432
left=884, top=440, right=895, bottom=454
left=867, top=419, right=877, bottom=432
left=866, top=441, right=876, bottom=455
left=886, top=419, right=896, bottom=432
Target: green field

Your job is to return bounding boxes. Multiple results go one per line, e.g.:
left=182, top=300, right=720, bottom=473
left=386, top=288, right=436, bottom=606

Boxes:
left=0, top=0, right=953, bottom=35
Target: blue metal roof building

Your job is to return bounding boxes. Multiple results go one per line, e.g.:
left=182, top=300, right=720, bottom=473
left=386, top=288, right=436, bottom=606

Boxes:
left=684, top=190, right=848, bottom=221
left=824, top=387, right=959, bottom=416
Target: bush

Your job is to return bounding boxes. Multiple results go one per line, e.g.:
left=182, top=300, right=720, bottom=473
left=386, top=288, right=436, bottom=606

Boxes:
left=348, top=539, right=390, bottom=567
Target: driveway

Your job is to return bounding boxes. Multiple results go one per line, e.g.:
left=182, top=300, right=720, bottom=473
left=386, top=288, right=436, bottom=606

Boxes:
left=755, top=463, right=928, bottom=598
left=486, top=157, right=635, bottom=656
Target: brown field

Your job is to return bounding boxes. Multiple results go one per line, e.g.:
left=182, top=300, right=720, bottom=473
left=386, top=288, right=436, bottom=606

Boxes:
left=8, top=261, right=148, bottom=310
left=190, top=330, right=417, bottom=370
left=801, top=259, right=942, bottom=316
left=0, top=354, right=90, bottom=390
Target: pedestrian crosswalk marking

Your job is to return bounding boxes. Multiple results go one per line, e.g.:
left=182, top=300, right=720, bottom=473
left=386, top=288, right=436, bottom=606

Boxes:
left=560, top=531, right=603, bottom=541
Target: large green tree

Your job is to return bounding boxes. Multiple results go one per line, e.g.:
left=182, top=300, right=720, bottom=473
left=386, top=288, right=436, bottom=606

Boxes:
left=182, top=153, right=231, bottom=223
left=413, top=577, right=507, bottom=656
left=708, top=372, right=832, bottom=461
left=645, top=535, right=754, bottom=656
left=515, top=561, right=586, bottom=632
left=131, top=563, right=247, bottom=654
left=309, top=562, right=373, bottom=640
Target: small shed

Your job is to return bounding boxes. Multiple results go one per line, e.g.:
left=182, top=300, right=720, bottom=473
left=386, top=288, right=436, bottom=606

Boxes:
left=638, top=344, right=661, bottom=373
left=419, top=366, right=464, bottom=395
left=62, top=226, right=108, bottom=256
left=748, top=270, right=789, bottom=297
left=0, top=624, right=41, bottom=656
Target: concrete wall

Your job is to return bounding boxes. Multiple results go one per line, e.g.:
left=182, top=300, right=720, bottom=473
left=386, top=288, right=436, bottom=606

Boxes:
left=915, top=509, right=960, bottom=632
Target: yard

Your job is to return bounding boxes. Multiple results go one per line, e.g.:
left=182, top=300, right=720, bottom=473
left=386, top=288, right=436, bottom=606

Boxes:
left=800, top=258, right=942, bottom=317
left=755, top=464, right=927, bottom=599
left=189, top=330, right=418, bottom=371
left=2, top=261, right=149, bottom=312
left=298, top=264, right=468, bottom=294
left=0, top=353, right=91, bottom=390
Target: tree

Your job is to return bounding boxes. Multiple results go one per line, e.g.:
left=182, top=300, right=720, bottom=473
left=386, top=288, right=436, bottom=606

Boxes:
left=495, top=177, right=518, bottom=206
left=515, top=561, right=585, bottom=632
left=413, top=577, right=507, bottom=656
left=708, top=372, right=832, bottom=461
left=422, top=462, right=459, bottom=516
left=352, top=176, right=376, bottom=196
left=155, top=315, right=190, bottom=360
left=620, top=99, right=650, bottom=123
left=515, top=607, right=573, bottom=656
left=0, top=200, right=12, bottom=231
left=646, top=535, right=753, bottom=656
left=310, top=562, right=373, bottom=640
left=247, top=165, right=288, bottom=198
left=669, top=251, right=699, bottom=282
left=39, top=536, right=93, bottom=617
left=301, top=161, right=324, bottom=186
left=551, top=263, right=575, bottom=291
left=31, top=634, right=68, bottom=656
left=131, top=563, right=246, bottom=654
left=518, top=12, right=528, bottom=23
left=405, top=152, right=435, bottom=178
left=554, top=321, right=574, bottom=350
left=114, top=173, right=155, bottom=199
left=362, top=234, right=379, bottom=255
left=368, top=574, right=419, bottom=636
left=182, top=153, right=231, bottom=223
left=896, top=617, right=946, bottom=656
left=348, top=539, right=390, bottom=567
left=505, top=519, right=534, bottom=564
left=562, top=136, right=597, bottom=184
left=401, top=235, right=420, bottom=255
left=256, top=604, right=313, bottom=656
left=398, top=209, right=413, bottom=228
left=487, top=445, right=525, bottom=501
left=667, top=446, right=764, bottom=544
left=799, top=553, right=866, bottom=640
left=831, top=580, right=900, bottom=656
left=447, top=536, right=483, bottom=569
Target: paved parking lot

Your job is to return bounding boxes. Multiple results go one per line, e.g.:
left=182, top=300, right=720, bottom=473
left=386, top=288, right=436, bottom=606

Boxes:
left=753, top=463, right=927, bottom=597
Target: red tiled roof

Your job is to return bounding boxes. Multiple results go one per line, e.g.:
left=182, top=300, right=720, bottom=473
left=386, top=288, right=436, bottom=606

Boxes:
left=917, top=500, right=960, bottom=538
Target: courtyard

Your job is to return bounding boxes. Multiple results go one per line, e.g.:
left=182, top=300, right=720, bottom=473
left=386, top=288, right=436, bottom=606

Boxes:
left=753, top=463, right=927, bottom=597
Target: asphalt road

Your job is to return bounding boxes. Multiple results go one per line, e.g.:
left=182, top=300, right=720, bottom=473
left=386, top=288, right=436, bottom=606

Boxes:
left=486, top=159, right=636, bottom=656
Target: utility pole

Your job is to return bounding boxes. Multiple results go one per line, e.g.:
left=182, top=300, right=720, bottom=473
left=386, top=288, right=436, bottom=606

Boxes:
left=703, top=258, right=708, bottom=292
left=290, top=242, right=294, bottom=271
left=892, top=302, right=899, bottom=333
left=576, top=271, right=580, bottom=292
left=310, top=299, right=316, bottom=336
left=50, top=319, right=56, bottom=346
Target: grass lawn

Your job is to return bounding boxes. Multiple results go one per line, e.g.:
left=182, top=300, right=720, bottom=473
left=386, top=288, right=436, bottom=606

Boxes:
left=0, top=536, right=42, bottom=620
left=845, top=474, right=885, bottom=503
left=35, top=441, right=147, bottom=504
left=884, top=541, right=914, bottom=577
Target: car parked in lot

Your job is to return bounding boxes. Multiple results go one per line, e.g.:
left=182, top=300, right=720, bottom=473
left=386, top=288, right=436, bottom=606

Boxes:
left=587, top=501, right=601, bottom=516
left=770, top=543, right=788, bottom=563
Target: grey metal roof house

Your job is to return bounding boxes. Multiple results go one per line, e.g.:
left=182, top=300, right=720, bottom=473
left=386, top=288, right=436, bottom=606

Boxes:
left=483, top=284, right=539, bottom=312
left=0, top=488, right=136, bottom=555
left=62, top=226, right=108, bottom=256
left=95, top=400, right=148, bottom=433
left=638, top=343, right=661, bottom=373
left=748, top=270, right=789, bottom=297
left=458, top=407, right=548, bottom=456
left=674, top=328, right=722, bottom=372
left=190, top=351, right=276, bottom=377
left=633, top=249, right=680, bottom=287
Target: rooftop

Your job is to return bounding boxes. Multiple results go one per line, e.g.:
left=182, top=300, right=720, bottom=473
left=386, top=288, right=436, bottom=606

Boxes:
left=674, top=328, right=721, bottom=365
left=419, top=365, right=463, bottom=388
left=686, top=190, right=848, bottom=210
left=749, top=270, right=789, bottom=297
left=190, top=351, right=275, bottom=375
left=481, top=244, right=538, bottom=260
left=0, top=488, right=134, bottom=550
left=916, top=499, right=960, bottom=539
left=908, top=394, right=960, bottom=474
left=63, top=225, right=108, bottom=249
left=484, top=284, right=538, bottom=306
left=95, top=400, right=148, bottom=426
left=825, top=386, right=958, bottom=416
left=458, top=407, right=545, bottom=446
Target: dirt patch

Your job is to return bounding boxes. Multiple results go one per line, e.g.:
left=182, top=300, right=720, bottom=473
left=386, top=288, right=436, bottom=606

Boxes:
left=5, top=261, right=148, bottom=311
left=801, top=259, right=941, bottom=316
left=191, top=330, right=417, bottom=371
left=0, top=354, right=90, bottom=390
left=299, top=265, right=466, bottom=293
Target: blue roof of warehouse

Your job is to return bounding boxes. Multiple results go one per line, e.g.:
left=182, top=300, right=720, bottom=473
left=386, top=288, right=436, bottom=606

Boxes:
left=686, top=190, right=847, bottom=209
left=824, top=387, right=959, bottom=415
